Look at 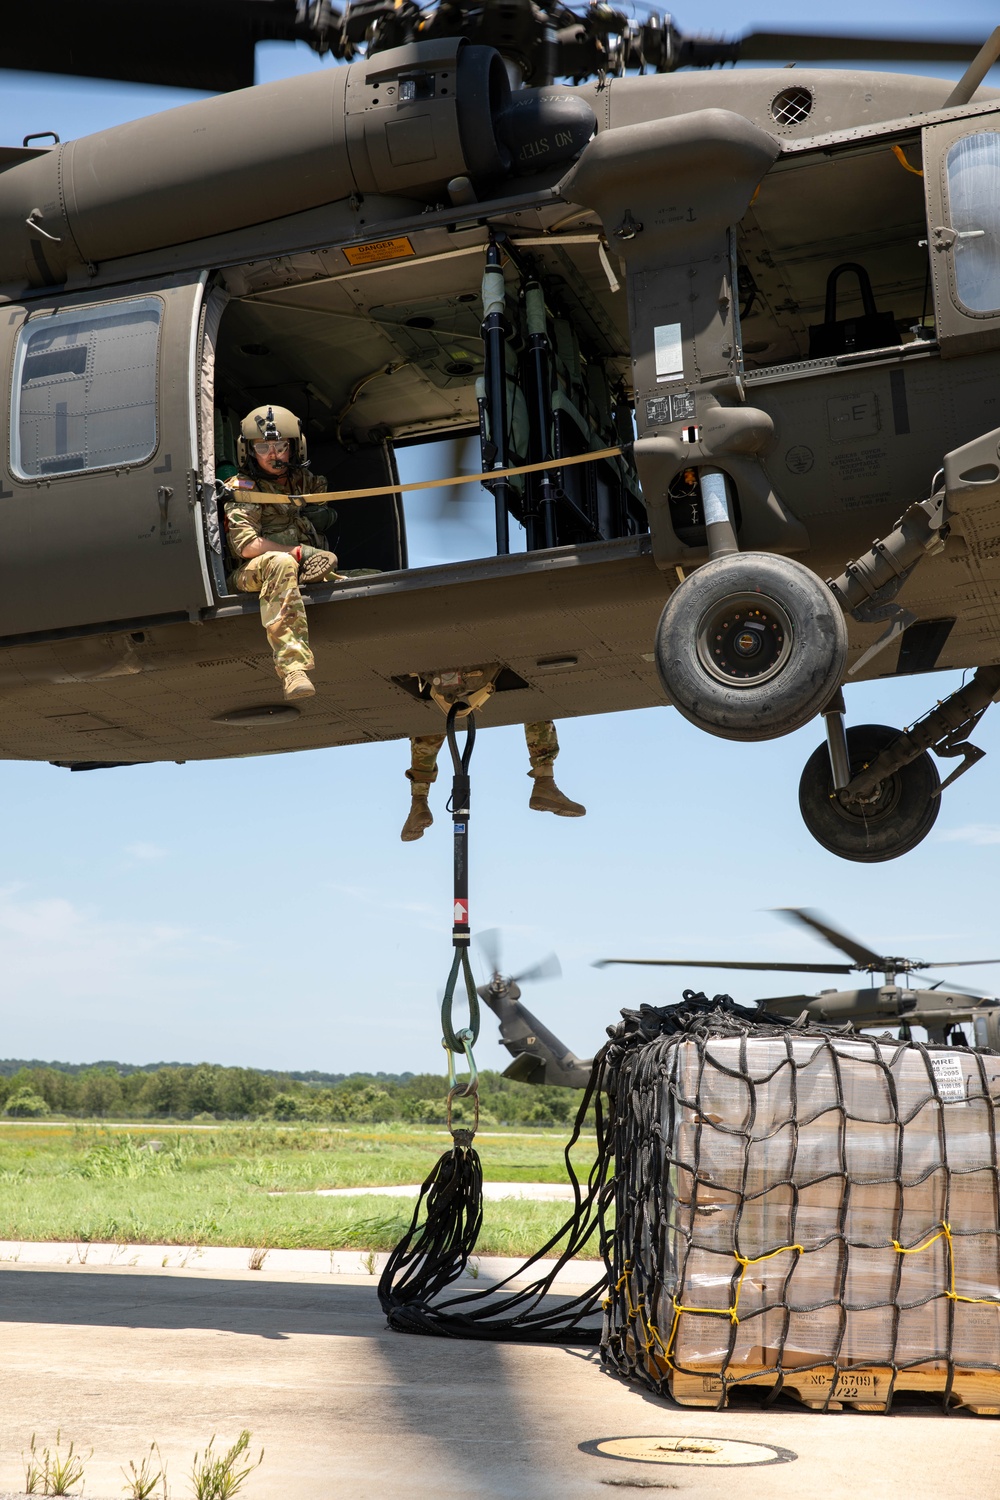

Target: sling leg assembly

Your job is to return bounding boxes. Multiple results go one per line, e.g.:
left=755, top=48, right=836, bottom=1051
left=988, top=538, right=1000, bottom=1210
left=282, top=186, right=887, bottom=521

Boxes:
left=440, top=701, right=481, bottom=1131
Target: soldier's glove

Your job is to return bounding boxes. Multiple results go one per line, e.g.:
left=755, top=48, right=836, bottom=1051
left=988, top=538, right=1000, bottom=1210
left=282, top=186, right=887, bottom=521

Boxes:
left=296, top=546, right=339, bottom=584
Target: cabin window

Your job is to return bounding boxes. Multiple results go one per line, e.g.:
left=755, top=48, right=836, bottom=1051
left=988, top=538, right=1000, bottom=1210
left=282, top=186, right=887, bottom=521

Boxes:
left=946, top=132, right=1000, bottom=314
left=10, top=296, right=161, bottom=479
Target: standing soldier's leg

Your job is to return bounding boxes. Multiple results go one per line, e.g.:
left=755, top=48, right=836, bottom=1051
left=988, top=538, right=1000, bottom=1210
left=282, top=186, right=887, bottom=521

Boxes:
left=234, top=552, right=315, bottom=700
left=402, top=734, right=445, bottom=841
left=525, top=720, right=586, bottom=817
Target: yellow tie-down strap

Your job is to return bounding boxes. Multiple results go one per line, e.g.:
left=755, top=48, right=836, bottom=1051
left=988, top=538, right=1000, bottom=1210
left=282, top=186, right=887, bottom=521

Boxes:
left=611, top=1226, right=1000, bottom=1378
left=893, top=1221, right=1000, bottom=1307
left=222, top=445, right=625, bottom=507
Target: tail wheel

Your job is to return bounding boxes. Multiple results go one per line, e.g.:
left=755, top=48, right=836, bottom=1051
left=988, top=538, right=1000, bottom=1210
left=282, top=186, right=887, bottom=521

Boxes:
left=654, top=552, right=848, bottom=742
left=799, top=722, right=940, bottom=863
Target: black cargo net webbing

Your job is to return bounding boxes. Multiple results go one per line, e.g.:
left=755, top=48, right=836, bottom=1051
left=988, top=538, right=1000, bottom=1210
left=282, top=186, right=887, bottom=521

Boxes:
left=602, top=995, right=1000, bottom=1412
left=377, top=990, right=1000, bottom=1406
left=378, top=1042, right=615, bottom=1343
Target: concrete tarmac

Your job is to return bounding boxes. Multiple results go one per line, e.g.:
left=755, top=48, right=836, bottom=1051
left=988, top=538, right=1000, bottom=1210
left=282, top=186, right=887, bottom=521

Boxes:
left=1, top=1261, right=998, bottom=1499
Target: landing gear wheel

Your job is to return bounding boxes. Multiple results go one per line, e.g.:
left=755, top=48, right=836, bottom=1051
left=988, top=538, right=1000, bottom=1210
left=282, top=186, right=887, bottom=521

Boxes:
left=799, top=722, right=940, bottom=863
left=654, top=552, right=848, bottom=742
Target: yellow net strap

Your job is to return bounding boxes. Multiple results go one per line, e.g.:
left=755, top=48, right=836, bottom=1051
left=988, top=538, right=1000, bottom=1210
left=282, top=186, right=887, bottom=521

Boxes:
left=620, top=1224, right=1000, bottom=1380
left=893, top=1220, right=1000, bottom=1307
left=222, top=445, right=625, bottom=507
left=637, top=1244, right=808, bottom=1368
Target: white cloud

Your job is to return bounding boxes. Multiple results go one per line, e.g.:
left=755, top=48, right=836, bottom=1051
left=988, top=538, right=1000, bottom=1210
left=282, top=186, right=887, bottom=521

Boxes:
left=0, top=885, right=208, bottom=1000
left=124, top=841, right=167, bottom=861
left=938, top=824, right=1000, bottom=846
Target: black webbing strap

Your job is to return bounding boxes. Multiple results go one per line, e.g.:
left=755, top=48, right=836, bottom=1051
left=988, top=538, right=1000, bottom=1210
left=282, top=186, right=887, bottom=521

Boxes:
left=439, top=702, right=479, bottom=1060
left=378, top=1045, right=613, bottom=1342
left=378, top=706, right=612, bottom=1343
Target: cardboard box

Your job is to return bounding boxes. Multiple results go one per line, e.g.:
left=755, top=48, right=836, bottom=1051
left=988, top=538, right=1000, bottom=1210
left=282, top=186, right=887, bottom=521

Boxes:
left=634, top=1035, right=1000, bottom=1378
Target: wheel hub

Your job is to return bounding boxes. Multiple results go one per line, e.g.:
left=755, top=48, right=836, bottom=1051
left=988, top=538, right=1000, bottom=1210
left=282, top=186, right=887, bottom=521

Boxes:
left=696, top=593, right=793, bottom=686
left=837, top=773, right=901, bottom=820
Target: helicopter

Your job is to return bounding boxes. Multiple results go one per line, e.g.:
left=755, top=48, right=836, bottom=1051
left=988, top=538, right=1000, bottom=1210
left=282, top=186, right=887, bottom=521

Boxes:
left=475, top=929, right=593, bottom=1088
left=597, top=906, right=1000, bottom=1046
left=0, top=6, right=997, bottom=864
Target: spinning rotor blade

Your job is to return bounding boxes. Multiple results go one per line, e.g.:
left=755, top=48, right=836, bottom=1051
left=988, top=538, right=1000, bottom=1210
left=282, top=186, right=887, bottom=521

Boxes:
left=476, top=928, right=503, bottom=977
left=773, top=908, right=883, bottom=969
left=595, top=958, right=854, bottom=973
left=475, top=931, right=560, bottom=985
left=919, top=959, right=1000, bottom=969
left=914, top=983, right=998, bottom=1001
left=512, top=954, right=562, bottom=985
left=736, top=29, right=986, bottom=65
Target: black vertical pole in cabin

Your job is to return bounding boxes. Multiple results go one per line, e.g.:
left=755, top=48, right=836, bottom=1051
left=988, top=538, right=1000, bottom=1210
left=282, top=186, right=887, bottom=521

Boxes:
left=481, top=238, right=510, bottom=556
left=523, top=281, right=558, bottom=550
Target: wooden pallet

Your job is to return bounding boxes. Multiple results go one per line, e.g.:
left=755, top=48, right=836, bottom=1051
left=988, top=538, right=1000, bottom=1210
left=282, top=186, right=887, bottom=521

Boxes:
left=662, top=1362, right=1000, bottom=1415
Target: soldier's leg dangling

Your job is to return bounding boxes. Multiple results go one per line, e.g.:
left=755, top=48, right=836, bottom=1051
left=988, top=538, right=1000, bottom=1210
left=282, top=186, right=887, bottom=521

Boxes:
left=525, top=720, right=586, bottom=817
left=402, top=734, right=445, bottom=841
left=234, top=551, right=316, bottom=699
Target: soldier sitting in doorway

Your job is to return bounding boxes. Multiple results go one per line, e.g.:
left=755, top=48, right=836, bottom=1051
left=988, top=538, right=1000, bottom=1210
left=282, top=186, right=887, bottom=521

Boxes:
left=223, top=404, right=341, bottom=702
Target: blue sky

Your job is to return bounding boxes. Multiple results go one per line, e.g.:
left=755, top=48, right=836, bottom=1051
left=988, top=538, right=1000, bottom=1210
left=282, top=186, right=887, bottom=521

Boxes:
left=0, top=7, right=998, bottom=1077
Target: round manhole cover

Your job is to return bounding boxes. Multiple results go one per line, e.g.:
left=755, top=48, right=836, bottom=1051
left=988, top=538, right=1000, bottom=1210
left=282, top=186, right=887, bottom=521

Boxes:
left=583, top=1436, right=796, bottom=1467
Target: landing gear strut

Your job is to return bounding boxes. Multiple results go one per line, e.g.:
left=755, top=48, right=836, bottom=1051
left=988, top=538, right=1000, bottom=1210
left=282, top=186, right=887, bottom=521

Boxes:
left=799, top=722, right=941, bottom=863
left=799, top=664, right=1000, bottom=863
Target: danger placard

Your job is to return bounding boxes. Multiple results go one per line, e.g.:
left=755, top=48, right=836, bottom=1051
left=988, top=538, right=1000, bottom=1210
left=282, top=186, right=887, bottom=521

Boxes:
left=343, top=236, right=415, bottom=267
left=453, top=899, right=469, bottom=925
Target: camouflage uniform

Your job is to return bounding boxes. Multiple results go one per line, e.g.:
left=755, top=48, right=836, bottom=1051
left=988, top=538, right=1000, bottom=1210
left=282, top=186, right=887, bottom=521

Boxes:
left=407, top=720, right=560, bottom=786
left=224, top=468, right=335, bottom=681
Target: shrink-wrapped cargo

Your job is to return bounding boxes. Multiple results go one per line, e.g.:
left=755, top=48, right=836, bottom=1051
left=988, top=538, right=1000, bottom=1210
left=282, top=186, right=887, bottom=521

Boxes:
left=602, top=996, right=1000, bottom=1413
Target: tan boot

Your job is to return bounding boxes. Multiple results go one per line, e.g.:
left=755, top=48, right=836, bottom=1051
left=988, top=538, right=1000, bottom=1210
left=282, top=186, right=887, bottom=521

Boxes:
left=529, top=770, right=586, bottom=817
left=401, top=786, right=433, bottom=841
left=282, top=670, right=315, bottom=701
left=298, top=549, right=339, bottom=585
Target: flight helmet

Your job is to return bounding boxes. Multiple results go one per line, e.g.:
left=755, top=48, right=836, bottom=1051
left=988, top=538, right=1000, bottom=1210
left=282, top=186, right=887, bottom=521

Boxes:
left=237, top=404, right=308, bottom=471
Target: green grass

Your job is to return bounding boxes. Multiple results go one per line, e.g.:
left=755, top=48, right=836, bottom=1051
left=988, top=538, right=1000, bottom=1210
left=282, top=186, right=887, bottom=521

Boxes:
left=0, top=1121, right=603, bottom=1259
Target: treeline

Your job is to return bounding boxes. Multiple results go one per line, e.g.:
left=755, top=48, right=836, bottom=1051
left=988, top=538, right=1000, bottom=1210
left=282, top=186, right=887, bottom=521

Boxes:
left=0, top=1059, right=412, bottom=1086
left=0, top=1061, right=579, bottom=1127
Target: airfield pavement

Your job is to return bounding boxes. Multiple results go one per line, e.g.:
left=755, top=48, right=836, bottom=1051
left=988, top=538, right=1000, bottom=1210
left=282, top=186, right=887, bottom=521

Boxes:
left=2, top=1259, right=1000, bottom=1499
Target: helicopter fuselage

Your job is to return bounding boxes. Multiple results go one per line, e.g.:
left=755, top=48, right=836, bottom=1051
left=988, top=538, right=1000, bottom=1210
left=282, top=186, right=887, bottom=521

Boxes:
left=0, top=52, right=996, bottom=785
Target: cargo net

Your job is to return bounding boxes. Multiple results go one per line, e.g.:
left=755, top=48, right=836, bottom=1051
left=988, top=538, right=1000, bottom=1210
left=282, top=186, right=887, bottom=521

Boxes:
left=602, top=993, right=1000, bottom=1415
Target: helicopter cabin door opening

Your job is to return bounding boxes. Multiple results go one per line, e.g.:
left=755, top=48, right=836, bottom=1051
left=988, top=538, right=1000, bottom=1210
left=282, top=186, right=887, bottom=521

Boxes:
left=210, top=222, right=642, bottom=577
left=0, top=273, right=213, bottom=640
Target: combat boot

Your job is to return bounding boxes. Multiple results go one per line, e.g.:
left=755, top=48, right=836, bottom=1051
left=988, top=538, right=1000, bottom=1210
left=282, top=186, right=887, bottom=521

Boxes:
left=528, top=769, right=586, bottom=817
left=283, top=670, right=315, bottom=701
left=401, top=784, right=433, bottom=841
left=298, top=549, right=339, bottom=585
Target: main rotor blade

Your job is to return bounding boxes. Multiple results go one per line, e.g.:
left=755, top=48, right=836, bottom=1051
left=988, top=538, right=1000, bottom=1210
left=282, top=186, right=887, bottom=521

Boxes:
left=772, top=908, right=882, bottom=969
left=919, top=959, right=1000, bottom=969
left=512, top=954, right=562, bottom=985
left=475, top=928, right=503, bottom=978
left=594, top=958, right=854, bottom=973
left=737, top=30, right=986, bottom=65
left=915, top=984, right=999, bottom=1001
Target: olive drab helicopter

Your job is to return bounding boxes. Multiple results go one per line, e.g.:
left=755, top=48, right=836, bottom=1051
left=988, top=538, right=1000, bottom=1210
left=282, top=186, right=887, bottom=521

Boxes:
left=0, top=6, right=999, bottom=863
left=598, top=907, right=1000, bottom=1047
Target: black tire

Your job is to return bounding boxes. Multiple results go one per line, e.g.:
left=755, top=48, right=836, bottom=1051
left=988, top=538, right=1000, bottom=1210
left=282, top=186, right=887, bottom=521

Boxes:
left=654, top=552, right=848, bottom=742
left=799, top=723, right=940, bottom=863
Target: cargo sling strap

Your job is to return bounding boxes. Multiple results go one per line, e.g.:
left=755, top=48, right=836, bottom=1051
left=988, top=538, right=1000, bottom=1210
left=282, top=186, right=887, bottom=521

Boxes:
left=377, top=701, right=612, bottom=1342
